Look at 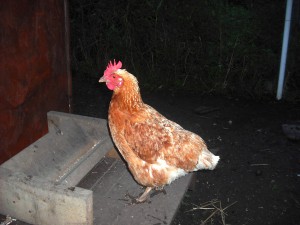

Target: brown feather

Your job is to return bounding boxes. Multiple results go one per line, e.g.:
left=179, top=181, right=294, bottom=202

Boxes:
left=107, top=69, right=219, bottom=188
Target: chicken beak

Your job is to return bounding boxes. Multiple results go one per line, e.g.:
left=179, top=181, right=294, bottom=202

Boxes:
left=99, top=76, right=107, bottom=83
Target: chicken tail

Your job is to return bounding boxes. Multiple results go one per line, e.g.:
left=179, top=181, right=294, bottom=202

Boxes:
left=195, top=148, right=220, bottom=171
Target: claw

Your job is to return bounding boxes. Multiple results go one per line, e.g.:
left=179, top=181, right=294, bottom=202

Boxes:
left=123, top=186, right=167, bottom=205
left=124, top=187, right=153, bottom=204
left=125, top=193, right=146, bottom=205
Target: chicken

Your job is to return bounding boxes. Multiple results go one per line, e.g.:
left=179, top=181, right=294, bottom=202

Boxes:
left=99, top=60, right=220, bottom=203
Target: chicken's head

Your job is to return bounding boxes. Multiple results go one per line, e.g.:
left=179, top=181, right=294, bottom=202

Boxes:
left=99, top=60, right=123, bottom=90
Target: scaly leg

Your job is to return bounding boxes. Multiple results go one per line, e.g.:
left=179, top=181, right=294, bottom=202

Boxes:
left=136, top=187, right=153, bottom=203
left=125, top=187, right=153, bottom=204
left=125, top=186, right=164, bottom=204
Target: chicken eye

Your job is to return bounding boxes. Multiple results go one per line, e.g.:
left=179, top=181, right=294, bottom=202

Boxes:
left=112, top=75, right=116, bottom=79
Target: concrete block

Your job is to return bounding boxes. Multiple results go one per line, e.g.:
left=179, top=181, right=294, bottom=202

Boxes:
left=0, top=167, right=92, bottom=225
left=0, top=111, right=114, bottom=224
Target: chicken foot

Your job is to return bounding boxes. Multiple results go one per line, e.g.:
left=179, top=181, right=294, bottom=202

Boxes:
left=125, top=187, right=153, bottom=204
left=136, top=186, right=153, bottom=203
left=125, top=186, right=167, bottom=204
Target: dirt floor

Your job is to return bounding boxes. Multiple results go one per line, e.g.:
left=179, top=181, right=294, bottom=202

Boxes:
left=2, top=76, right=298, bottom=225
left=71, top=75, right=299, bottom=225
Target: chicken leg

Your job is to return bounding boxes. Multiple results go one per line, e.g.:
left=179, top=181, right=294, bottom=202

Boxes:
left=136, top=187, right=153, bottom=203
left=125, top=187, right=153, bottom=204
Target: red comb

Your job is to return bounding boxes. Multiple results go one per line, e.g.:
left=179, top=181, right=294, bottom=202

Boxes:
left=104, top=60, right=122, bottom=77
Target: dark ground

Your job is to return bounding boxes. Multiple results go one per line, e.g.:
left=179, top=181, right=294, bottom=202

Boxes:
left=2, top=76, right=298, bottom=225
left=72, top=75, right=300, bottom=225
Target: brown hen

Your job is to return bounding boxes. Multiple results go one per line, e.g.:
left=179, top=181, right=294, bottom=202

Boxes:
left=99, top=60, right=219, bottom=203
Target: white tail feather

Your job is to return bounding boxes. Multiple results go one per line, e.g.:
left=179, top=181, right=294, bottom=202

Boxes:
left=195, top=149, right=220, bottom=171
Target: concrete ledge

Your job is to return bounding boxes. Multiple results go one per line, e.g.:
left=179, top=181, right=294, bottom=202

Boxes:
left=0, top=167, right=93, bottom=225
left=0, top=111, right=114, bottom=224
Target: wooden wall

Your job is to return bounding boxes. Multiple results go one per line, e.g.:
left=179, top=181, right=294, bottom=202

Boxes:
left=0, top=0, right=71, bottom=164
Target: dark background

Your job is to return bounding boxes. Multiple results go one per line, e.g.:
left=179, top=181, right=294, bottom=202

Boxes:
left=70, top=0, right=300, bottom=101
